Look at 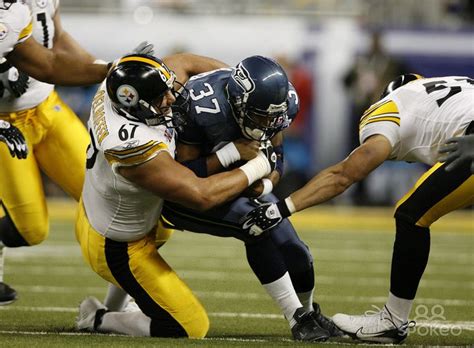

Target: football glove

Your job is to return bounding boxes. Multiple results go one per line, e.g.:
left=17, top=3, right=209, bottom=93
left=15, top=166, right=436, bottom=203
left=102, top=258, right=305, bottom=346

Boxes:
left=0, top=120, right=28, bottom=159
left=439, top=134, right=474, bottom=173
left=259, top=140, right=277, bottom=173
left=131, top=41, right=155, bottom=56
left=241, top=199, right=291, bottom=236
left=0, top=61, right=29, bottom=98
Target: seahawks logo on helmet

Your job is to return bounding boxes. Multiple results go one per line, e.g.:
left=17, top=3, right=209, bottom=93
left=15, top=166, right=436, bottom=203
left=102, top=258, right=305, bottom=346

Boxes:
left=117, top=84, right=139, bottom=107
left=232, top=63, right=255, bottom=93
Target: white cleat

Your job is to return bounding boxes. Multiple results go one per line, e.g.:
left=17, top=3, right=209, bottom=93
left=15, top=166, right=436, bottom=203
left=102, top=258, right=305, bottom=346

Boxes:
left=77, top=296, right=108, bottom=332
left=123, top=298, right=140, bottom=312
left=332, top=305, right=415, bottom=344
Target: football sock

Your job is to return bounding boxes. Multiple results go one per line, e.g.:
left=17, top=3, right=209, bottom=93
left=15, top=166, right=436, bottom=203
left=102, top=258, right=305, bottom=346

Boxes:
left=386, top=292, right=413, bottom=325
left=297, top=290, right=314, bottom=313
left=99, top=311, right=151, bottom=336
left=104, top=283, right=130, bottom=312
left=390, top=218, right=430, bottom=299
left=262, top=272, right=302, bottom=327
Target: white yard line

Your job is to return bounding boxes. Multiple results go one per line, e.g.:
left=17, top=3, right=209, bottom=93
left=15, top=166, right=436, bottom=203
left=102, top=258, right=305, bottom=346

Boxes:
left=0, top=306, right=472, bottom=332
left=9, top=286, right=474, bottom=306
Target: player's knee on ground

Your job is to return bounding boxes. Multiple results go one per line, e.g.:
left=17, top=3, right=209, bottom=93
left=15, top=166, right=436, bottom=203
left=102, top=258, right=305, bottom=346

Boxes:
left=0, top=214, right=49, bottom=247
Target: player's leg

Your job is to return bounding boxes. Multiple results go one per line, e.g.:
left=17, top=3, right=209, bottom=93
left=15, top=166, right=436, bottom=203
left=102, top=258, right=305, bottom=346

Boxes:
left=75, top=201, right=208, bottom=338
left=34, top=91, right=89, bottom=202
left=0, top=112, right=50, bottom=304
left=103, top=221, right=174, bottom=311
left=162, top=198, right=330, bottom=341
left=333, top=161, right=473, bottom=343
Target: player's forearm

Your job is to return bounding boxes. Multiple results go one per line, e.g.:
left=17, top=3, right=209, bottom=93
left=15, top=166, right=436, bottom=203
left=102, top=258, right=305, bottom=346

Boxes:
left=53, top=31, right=96, bottom=64
left=289, top=163, right=354, bottom=212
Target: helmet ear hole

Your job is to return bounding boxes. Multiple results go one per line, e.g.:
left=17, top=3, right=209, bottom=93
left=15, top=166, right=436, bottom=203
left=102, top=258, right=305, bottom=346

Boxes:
left=227, top=55, right=290, bottom=141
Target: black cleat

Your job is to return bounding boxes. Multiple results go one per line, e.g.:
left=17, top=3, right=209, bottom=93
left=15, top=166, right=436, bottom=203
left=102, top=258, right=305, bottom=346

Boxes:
left=0, top=282, right=17, bottom=305
left=311, top=302, right=344, bottom=337
left=291, top=307, right=330, bottom=342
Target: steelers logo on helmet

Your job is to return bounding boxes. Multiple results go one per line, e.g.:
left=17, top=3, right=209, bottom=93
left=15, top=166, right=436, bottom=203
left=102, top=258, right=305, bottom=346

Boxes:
left=117, top=84, right=139, bottom=107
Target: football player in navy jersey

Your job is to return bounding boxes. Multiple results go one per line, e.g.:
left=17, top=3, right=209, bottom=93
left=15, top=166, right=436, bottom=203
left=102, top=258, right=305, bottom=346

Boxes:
left=160, top=56, right=341, bottom=342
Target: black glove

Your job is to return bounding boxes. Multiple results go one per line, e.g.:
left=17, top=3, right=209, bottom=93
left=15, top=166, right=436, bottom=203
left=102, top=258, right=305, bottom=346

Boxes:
left=439, top=134, right=474, bottom=173
left=0, top=120, right=28, bottom=159
left=0, top=62, right=29, bottom=98
left=259, top=140, right=277, bottom=173
left=241, top=199, right=292, bottom=235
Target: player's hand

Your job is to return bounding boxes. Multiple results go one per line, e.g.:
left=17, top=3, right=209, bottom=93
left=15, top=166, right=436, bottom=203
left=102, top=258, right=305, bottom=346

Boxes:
left=0, top=64, right=29, bottom=98
left=259, top=140, right=277, bottom=173
left=439, top=134, right=474, bottom=173
left=0, top=120, right=28, bottom=159
left=131, top=41, right=154, bottom=56
left=241, top=199, right=288, bottom=235
left=234, top=138, right=260, bottom=161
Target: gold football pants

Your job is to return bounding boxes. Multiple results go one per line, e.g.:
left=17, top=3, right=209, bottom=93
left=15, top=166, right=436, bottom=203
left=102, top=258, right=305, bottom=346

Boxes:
left=395, top=162, right=474, bottom=227
left=0, top=91, right=89, bottom=245
left=75, top=200, right=209, bottom=338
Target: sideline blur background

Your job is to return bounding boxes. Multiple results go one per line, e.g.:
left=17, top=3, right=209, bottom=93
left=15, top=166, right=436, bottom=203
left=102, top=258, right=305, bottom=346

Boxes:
left=52, top=0, right=474, bottom=205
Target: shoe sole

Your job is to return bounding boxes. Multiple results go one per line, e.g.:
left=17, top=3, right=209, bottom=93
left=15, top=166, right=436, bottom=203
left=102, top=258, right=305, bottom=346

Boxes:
left=342, top=329, right=406, bottom=344
left=0, top=298, right=17, bottom=306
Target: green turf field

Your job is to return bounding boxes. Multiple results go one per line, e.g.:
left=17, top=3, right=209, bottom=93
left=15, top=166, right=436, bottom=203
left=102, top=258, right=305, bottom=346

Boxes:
left=0, top=200, right=472, bottom=347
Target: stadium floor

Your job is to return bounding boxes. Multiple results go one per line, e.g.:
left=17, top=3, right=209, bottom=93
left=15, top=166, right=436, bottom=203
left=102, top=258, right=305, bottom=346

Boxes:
left=0, top=199, right=472, bottom=347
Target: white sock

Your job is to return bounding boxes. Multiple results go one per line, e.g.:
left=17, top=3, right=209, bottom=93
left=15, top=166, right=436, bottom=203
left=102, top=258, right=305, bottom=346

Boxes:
left=386, top=292, right=413, bottom=324
left=262, top=272, right=302, bottom=327
left=104, top=283, right=130, bottom=312
left=99, top=311, right=151, bottom=336
left=297, top=290, right=314, bottom=313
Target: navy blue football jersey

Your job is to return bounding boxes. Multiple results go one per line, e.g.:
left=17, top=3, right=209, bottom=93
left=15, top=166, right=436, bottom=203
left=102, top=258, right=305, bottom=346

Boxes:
left=179, top=68, right=299, bottom=154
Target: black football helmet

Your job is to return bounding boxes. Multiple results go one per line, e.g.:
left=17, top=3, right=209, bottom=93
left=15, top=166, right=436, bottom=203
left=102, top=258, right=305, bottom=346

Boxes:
left=106, top=54, right=188, bottom=128
left=227, top=55, right=289, bottom=141
left=380, top=73, right=424, bottom=99
left=0, top=1, right=18, bottom=10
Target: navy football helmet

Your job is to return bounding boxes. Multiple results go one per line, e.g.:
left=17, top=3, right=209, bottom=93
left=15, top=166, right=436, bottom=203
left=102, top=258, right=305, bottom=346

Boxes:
left=106, top=54, right=188, bottom=128
left=380, top=73, right=424, bottom=99
left=227, top=56, right=289, bottom=141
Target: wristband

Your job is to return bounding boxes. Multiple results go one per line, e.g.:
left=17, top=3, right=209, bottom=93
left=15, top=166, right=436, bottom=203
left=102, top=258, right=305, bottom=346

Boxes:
left=239, top=151, right=271, bottom=185
left=215, top=142, right=240, bottom=168
left=276, top=197, right=296, bottom=219
left=258, top=178, right=273, bottom=198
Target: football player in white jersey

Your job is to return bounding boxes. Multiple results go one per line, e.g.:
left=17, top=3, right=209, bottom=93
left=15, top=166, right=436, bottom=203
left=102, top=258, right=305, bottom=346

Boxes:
left=75, top=54, right=275, bottom=338
left=0, top=0, right=107, bottom=85
left=241, top=74, right=474, bottom=343
left=0, top=0, right=144, bottom=304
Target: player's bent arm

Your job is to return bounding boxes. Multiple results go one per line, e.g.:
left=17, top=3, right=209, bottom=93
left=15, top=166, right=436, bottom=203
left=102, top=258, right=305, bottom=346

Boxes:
left=290, top=134, right=392, bottom=212
left=119, top=150, right=268, bottom=211
left=6, top=36, right=107, bottom=86
left=163, top=53, right=229, bottom=84
left=52, top=8, right=96, bottom=64
left=177, top=139, right=261, bottom=176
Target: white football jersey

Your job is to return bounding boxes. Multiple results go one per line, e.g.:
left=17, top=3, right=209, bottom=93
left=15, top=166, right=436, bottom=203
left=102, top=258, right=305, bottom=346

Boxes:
left=359, top=76, right=474, bottom=165
left=0, top=0, right=59, bottom=111
left=0, top=1, right=32, bottom=57
left=82, top=83, right=177, bottom=242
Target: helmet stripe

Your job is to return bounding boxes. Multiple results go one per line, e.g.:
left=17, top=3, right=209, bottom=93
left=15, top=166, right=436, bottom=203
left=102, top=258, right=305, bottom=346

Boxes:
left=118, top=56, right=171, bottom=79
